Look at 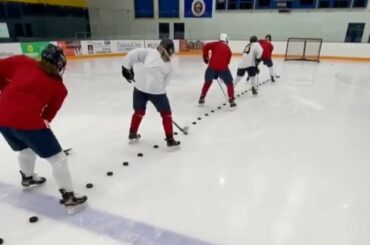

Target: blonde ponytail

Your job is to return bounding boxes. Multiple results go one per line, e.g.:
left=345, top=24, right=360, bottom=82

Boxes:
left=38, top=60, right=62, bottom=81
left=157, top=45, right=171, bottom=63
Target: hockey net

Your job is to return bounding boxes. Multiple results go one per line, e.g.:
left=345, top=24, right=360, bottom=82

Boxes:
left=285, top=38, right=323, bottom=62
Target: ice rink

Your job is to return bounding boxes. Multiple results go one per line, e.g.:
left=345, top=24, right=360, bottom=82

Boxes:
left=1, top=56, right=370, bottom=245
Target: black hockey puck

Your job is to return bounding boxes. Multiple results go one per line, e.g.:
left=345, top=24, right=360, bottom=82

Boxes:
left=174, top=132, right=178, bottom=135
left=223, top=103, right=226, bottom=106
left=237, top=94, right=240, bottom=97
left=86, top=183, right=93, bottom=189
left=29, top=216, right=38, bottom=223
left=0, top=238, right=3, bottom=244
left=218, top=107, right=221, bottom=109
left=197, top=117, right=201, bottom=120
left=211, top=110, right=215, bottom=113
left=192, top=122, right=197, bottom=125
left=106, top=171, right=113, bottom=176
left=137, top=153, right=143, bottom=157
left=153, top=145, right=159, bottom=149
left=205, top=113, right=209, bottom=116
left=123, top=161, right=129, bottom=166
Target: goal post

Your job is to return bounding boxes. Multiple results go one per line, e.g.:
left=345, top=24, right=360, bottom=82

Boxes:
left=285, top=38, right=323, bottom=62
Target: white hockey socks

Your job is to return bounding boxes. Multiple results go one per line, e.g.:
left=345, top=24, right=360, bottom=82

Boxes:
left=47, top=152, right=73, bottom=192
left=269, top=67, right=275, bottom=77
left=250, top=76, right=257, bottom=88
left=18, top=148, right=36, bottom=177
left=234, top=76, right=243, bottom=87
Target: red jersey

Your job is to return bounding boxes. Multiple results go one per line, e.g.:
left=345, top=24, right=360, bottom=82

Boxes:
left=259, top=40, right=274, bottom=60
left=203, top=41, right=232, bottom=71
left=0, top=76, right=8, bottom=92
left=0, top=55, right=67, bottom=130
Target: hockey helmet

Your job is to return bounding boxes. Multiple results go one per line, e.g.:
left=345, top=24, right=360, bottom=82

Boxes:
left=250, top=36, right=258, bottom=43
left=41, top=44, right=66, bottom=72
left=220, top=33, right=229, bottom=43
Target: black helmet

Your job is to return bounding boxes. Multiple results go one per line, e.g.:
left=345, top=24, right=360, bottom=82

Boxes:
left=250, top=36, right=258, bottom=43
left=265, top=34, right=272, bottom=41
left=159, top=39, right=175, bottom=56
left=41, top=44, right=66, bottom=72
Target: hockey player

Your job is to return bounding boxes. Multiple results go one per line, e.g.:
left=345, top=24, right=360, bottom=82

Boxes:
left=234, top=36, right=263, bottom=95
left=199, top=33, right=236, bottom=107
left=0, top=44, right=87, bottom=210
left=258, top=34, right=278, bottom=82
left=0, top=77, right=8, bottom=93
left=121, top=39, right=180, bottom=147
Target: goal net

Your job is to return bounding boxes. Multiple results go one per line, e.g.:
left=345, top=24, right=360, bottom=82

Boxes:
left=285, top=38, right=323, bottom=62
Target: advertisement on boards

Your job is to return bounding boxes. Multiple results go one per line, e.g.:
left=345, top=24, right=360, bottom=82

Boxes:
left=112, top=40, right=145, bottom=53
left=57, top=41, right=82, bottom=57
left=145, top=40, right=180, bottom=53
left=21, top=42, right=50, bottom=59
left=81, top=40, right=112, bottom=55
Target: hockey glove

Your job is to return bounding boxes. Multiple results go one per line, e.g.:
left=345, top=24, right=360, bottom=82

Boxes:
left=203, top=56, right=209, bottom=64
left=255, top=58, right=261, bottom=66
left=121, top=66, right=135, bottom=83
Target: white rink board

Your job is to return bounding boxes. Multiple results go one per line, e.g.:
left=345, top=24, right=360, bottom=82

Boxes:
left=0, top=43, right=22, bottom=58
left=227, top=40, right=370, bottom=58
left=0, top=40, right=368, bottom=59
left=145, top=39, right=180, bottom=52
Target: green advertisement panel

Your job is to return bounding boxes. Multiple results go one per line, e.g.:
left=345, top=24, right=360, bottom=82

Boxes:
left=21, top=42, right=50, bottom=59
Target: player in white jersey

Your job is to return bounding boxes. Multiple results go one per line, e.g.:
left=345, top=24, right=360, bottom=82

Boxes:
left=121, top=39, right=180, bottom=147
left=234, top=36, right=263, bottom=95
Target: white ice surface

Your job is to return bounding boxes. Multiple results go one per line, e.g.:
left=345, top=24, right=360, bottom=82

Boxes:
left=1, top=56, right=370, bottom=245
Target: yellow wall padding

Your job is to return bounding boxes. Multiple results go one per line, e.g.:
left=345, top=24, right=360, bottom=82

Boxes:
left=4, top=0, right=87, bottom=8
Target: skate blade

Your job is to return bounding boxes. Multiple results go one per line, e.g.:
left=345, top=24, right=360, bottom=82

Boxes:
left=22, top=183, right=46, bottom=192
left=165, top=145, right=181, bottom=152
left=128, top=139, right=140, bottom=144
left=66, top=202, right=88, bottom=215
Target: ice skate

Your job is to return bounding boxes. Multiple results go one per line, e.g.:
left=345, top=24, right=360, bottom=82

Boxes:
left=128, top=132, right=141, bottom=144
left=59, top=189, right=88, bottom=214
left=166, top=136, right=180, bottom=147
left=229, top=98, right=237, bottom=108
left=198, top=96, right=205, bottom=106
left=252, top=87, right=258, bottom=96
left=20, top=171, right=46, bottom=190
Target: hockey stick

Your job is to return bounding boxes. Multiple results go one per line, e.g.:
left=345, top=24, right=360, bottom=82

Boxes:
left=216, top=78, right=228, bottom=99
left=172, top=121, right=189, bottom=135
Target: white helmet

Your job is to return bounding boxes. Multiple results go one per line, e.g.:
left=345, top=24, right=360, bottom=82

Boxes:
left=220, top=33, right=229, bottom=43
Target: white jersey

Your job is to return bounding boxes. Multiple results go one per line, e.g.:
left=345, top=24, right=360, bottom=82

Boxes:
left=122, top=48, right=175, bottom=95
left=237, top=42, right=263, bottom=69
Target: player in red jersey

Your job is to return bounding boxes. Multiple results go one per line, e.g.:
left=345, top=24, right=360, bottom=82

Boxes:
left=0, top=44, right=87, bottom=210
left=258, top=34, right=278, bottom=82
left=199, top=33, right=236, bottom=107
